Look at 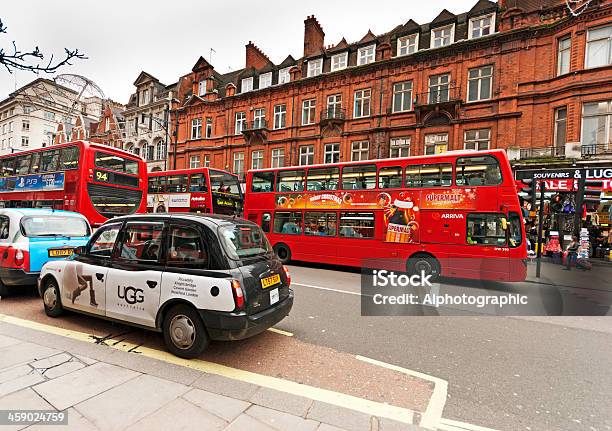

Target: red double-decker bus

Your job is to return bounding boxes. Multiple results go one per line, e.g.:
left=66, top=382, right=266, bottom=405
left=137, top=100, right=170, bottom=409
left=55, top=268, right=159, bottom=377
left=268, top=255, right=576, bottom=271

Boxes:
left=0, top=141, right=147, bottom=226
left=244, top=150, right=527, bottom=282
left=147, top=168, right=243, bottom=215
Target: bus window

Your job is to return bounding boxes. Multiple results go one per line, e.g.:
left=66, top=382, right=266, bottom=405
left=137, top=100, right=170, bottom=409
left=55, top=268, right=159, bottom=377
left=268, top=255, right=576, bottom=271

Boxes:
left=378, top=166, right=402, bottom=189
left=30, top=153, right=41, bottom=173
left=189, top=173, right=208, bottom=192
left=148, top=177, right=158, bottom=193
left=341, top=165, right=376, bottom=190
left=60, top=146, right=80, bottom=170
left=95, top=152, right=139, bottom=175
left=304, top=212, right=337, bottom=236
left=158, top=176, right=168, bottom=192
left=508, top=212, right=523, bottom=248
left=40, top=149, right=60, bottom=172
left=15, top=154, right=32, bottom=175
left=1, top=158, right=15, bottom=177
left=261, top=213, right=271, bottom=233
left=466, top=213, right=506, bottom=246
left=277, top=170, right=305, bottom=192
left=251, top=172, right=275, bottom=192
left=405, top=164, right=452, bottom=187
left=210, top=170, right=241, bottom=195
left=167, top=175, right=188, bottom=192
left=339, top=212, right=375, bottom=238
left=456, top=156, right=502, bottom=186
left=273, top=212, right=302, bottom=235
left=306, top=167, right=339, bottom=191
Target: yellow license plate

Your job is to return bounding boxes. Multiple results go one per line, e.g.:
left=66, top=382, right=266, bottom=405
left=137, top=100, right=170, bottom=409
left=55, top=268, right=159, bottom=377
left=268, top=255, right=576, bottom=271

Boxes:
left=261, top=274, right=281, bottom=289
left=48, top=248, right=74, bottom=258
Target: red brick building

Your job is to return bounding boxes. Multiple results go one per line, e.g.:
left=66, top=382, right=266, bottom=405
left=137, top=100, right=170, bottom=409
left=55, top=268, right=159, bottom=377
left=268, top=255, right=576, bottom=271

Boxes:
left=89, top=101, right=125, bottom=149
left=170, top=0, right=612, bottom=177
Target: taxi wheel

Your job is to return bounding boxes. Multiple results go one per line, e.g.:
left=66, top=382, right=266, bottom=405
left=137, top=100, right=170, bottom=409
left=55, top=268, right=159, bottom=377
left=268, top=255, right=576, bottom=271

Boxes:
left=274, top=244, right=291, bottom=264
left=43, top=278, right=64, bottom=317
left=162, top=304, right=209, bottom=359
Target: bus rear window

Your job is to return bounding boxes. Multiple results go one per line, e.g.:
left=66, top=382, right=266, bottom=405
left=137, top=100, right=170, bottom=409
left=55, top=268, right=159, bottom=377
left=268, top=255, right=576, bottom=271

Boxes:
left=94, top=152, right=139, bottom=175
left=456, top=156, right=502, bottom=186
left=21, top=215, right=90, bottom=238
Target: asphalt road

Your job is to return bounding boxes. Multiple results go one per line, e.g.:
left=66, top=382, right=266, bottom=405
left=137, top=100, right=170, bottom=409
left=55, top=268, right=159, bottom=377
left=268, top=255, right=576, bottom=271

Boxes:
left=279, top=261, right=612, bottom=431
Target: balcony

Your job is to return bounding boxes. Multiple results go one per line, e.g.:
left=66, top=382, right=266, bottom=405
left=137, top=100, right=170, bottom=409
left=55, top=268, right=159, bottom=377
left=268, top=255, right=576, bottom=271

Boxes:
left=414, top=86, right=462, bottom=126
left=320, top=107, right=346, bottom=123
left=414, top=86, right=462, bottom=107
left=581, top=143, right=612, bottom=158
left=241, top=119, right=268, bottom=142
left=520, top=146, right=566, bottom=160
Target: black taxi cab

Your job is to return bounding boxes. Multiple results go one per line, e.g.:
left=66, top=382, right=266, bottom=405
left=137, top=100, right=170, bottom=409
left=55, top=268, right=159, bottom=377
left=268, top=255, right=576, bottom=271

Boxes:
left=38, top=214, right=293, bottom=358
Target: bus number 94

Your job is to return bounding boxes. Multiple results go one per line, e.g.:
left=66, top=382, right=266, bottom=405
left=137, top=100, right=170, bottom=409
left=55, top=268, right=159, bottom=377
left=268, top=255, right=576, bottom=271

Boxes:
left=95, top=171, right=109, bottom=182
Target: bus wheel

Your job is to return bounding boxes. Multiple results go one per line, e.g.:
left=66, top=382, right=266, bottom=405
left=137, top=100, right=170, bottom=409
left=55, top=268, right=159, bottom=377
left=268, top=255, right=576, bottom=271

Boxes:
left=274, top=244, right=291, bottom=264
left=407, top=254, right=441, bottom=282
left=162, top=304, right=209, bottom=359
left=42, top=278, right=64, bottom=317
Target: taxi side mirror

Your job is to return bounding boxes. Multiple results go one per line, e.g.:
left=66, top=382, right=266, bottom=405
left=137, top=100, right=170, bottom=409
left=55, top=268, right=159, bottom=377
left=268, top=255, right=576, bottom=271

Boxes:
left=500, top=218, right=508, bottom=231
left=73, top=246, right=85, bottom=256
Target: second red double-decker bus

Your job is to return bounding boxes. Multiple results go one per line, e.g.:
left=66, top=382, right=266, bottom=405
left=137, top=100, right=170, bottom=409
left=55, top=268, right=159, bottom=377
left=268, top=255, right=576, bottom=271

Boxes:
left=244, top=150, right=527, bottom=282
left=0, top=141, right=147, bottom=226
left=147, top=168, right=243, bottom=215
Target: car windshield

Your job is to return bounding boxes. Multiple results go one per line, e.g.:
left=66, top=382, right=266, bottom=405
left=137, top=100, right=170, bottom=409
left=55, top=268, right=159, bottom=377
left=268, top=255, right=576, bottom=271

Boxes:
left=218, top=223, right=272, bottom=260
left=21, top=215, right=90, bottom=238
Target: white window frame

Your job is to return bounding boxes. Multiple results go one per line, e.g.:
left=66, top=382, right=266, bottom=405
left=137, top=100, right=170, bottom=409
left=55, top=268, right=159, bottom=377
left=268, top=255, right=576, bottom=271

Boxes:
left=235, top=112, right=246, bottom=135
left=358, top=44, right=376, bottom=65
left=307, top=58, right=323, bottom=77
left=203, top=154, right=210, bottom=167
left=191, top=118, right=202, bottom=139
left=251, top=150, right=264, bottom=169
left=424, top=133, right=449, bottom=155
left=390, top=137, right=411, bottom=158
left=156, top=141, right=167, bottom=160
left=463, top=129, right=491, bottom=150
left=468, top=13, right=495, bottom=40
left=331, top=52, right=348, bottom=71
left=253, top=108, right=265, bottom=129
left=278, top=67, right=291, bottom=84
left=205, top=117, right=213, bottom=138
left=326, top=94, right=342, bottom=117
left=431, top=24, right=455, bottom=48
left=557, top=36, right=572, bottom=76
left=392, top=81, right=413, bottom=113
left=397, top=34, right=419, bottom=56
left=581, top=100, right=612, bottom=150
left=585, top=25, right=612, bottom=69
left=553, top=107, right=567, bottom=149
left=241, top=77, right=253, bottom=93
left=190, top=155, right=200, bottom=169
left=271, top=148, right=285, bottom=168
left=351, top=141, right=370, bottom=161
left=22, top=119, right=30, bottom=131
left=302, top=99, right=316, bottom=125
left=273, top=104, right=286, bottom=129
left=259, top=72, right=272, bottom=89
left=353, top=89, right=371, bottom=118
left=141, top=89, right=150, bottom=106
left=198, top=80, right=206, bottom=96
left=23, top=105, right=32, bottom=114
left=104, top=117, right=110, bottom=131
left=21, top=136, right=29, bottom=147
left=467, top=66, right=493, bottom=102
left=299, top=145, right=314, bottom=166
left=428, top=74, right=450, bottom=104
left=324, top=143, right=340, bottom=164
left=233, top=152, right=245, bottom=175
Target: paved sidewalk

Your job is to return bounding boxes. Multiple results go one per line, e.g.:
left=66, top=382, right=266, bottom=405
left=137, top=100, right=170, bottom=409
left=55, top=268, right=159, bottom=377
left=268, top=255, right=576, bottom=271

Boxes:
left=0, top=321, right=424, bottom=431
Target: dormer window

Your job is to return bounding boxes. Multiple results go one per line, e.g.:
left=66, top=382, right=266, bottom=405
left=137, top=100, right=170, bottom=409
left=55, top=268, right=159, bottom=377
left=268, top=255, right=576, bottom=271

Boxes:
left=331, top=52, right=348, bottom=71
left=278, top=67, right=291, bottom=84
left=397, top=34, right=419, bottom=56
left=431, top=24, right=454, bottom=48
left=198, top=80, right=206, bottom=96
left=241, top=77, right=253, bottom=93
left=358, top=44, right=376, bottom=65
left=469, top=13, right=495, bottom=39
left=307, top=58, right=323, bottom=77
left=141, top=89, right=150, bottom=106
left=259, top=72, right=272, bottom=89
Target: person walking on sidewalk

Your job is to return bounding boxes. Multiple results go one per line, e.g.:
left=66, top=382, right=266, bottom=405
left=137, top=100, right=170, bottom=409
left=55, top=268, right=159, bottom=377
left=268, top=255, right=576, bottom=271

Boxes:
left=564, top=235, right=579, bottom=271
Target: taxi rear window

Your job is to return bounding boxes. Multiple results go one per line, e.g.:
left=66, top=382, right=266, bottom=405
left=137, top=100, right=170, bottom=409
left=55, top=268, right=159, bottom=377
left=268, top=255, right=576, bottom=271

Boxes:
left=218, top=223, right=272, bottom=260
left=21, top=215, right=90, bottom=238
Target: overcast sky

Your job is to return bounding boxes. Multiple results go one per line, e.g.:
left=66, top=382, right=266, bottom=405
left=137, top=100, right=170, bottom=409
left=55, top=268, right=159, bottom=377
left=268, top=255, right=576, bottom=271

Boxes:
left=1, top=0, right=476, bottom=104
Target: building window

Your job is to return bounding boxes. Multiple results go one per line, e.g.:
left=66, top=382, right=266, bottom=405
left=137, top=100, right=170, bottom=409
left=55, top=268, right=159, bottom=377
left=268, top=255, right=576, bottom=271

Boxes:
left=202, top=117, right=211, bottom=138
left=252, top=150, right=264, bottom=169
left=469, top=14, right=494, bottom=39
left=141, top=89, right=150, bottom=105
left=324, top=143, right=340, bottom=164
left=23, top=105, right=32, bottom=114
left=233, top=152, right=245, bottom=174
left=203, top=154, right=210, bottom=167
left=302, top=99, right=316, bottom=125
left=253, top=108, right=265, bottom=129
left=331, top=52, right=348, bottom=71
left=392, top=81, right=413, bottom=113
left=307, top=58, right=323, bottom=77
left=464, top=129, right=491, bottom=150
left=198, top=80, right=206, bottom=96
left=390, top=137, right=410, bottom=158
left=586, top=25, right=612, bottom=69
left=358, top=44, right=376, bottom=65
left=235, top=112, right=246, bottom=135
left=156, top=141, right=167, bottom=160
left=241, top=77, right=253, bottom=93
left=191, top=118, right=202, bottom=139
left=259, top=72, right=272, bottom=89
left=428, top=74, right=450, bottom=104
left=8, top=122, right=13, bottom=132
left=557, top=36, right=571, bottom=76
left=431, top=24, right=454, bottom=48
left=22, top=120, right=30, bottom=131
left=44, top=111, right=55, bottom=121
left=554, top=108, right=567, bottom=151
left=467, top=66, right=493, bottom=102
left=582, top=101, right=612, bottom=150
left=21, top=136, right=29, bottom=147
left=271, top=148, right=284, bottom=168
left=299, top=145, right=314, bottom=165
left=146, top=144, right=155, bottom=161
left=397, top=34, right=418, bottom=56
left=351, top=141, right=370, bottom=161
left=425, top=133, right=449, bottom=155
left=354, top=89, right=371, bottom=118
left=326, top=94, right=342, bottom=118
left=273, top=104, right=286, bottom=129
left=190, top=155, right=200, bottom=169
left=278, top=67, right=291, bottom=84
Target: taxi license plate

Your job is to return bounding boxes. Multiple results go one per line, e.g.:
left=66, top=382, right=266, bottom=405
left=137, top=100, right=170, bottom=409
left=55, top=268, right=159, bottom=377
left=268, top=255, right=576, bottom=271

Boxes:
left=48, top=248, right=74, bottom=258
left=261, top=274, right=281, bottom=289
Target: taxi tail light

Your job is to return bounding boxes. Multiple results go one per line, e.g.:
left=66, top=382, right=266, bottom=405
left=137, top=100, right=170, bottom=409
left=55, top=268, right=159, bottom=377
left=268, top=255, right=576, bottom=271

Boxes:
left=231, top=279, right=244, bottom=310
left=283, top=265, right=291, bottom=286
left=14, top=249, right=24, bottom=267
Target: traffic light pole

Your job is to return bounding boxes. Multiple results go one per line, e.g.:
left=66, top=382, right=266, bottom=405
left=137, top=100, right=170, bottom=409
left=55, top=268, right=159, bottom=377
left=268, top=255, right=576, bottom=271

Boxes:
left=573, top=176, right=586, bottom=237
left=536, top=181, right=546, bottom=278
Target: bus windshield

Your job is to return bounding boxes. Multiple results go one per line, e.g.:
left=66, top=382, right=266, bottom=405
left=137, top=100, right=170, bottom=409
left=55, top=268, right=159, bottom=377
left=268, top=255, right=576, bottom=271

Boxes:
left=21, top=215, right=90, bottom=238
left=210, top=170, right=241, bottom=196
left=94, top=152, right=139, bottom=175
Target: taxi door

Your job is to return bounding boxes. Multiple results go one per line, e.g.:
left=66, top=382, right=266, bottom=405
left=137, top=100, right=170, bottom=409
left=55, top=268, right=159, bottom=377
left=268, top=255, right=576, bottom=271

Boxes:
left=105, top=220, right=165, bottom=328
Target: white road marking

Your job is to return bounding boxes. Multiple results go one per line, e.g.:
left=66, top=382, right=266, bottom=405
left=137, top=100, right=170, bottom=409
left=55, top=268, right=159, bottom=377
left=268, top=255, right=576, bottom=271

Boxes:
left=437, top=418, right=500, bottom=431
left=292, top=282, right=370, bottom=297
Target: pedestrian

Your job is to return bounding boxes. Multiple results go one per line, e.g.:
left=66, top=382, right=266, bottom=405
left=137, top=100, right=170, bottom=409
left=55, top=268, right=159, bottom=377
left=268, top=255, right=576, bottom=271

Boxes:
left=564, top=235, right=579, bottom=271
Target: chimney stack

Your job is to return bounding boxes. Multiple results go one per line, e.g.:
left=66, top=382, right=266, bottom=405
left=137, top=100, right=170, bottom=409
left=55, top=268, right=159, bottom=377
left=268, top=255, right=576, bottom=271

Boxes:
left=303, top=15, right=325, bottom=57
left=245, top=41, right=271, bottom=69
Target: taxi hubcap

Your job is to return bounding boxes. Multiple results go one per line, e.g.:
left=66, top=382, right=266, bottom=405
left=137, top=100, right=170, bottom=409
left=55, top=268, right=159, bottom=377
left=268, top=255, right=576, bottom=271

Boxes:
left=169, top=315, right=195, bottom=349
left=44, top=286, right=57, bottom=309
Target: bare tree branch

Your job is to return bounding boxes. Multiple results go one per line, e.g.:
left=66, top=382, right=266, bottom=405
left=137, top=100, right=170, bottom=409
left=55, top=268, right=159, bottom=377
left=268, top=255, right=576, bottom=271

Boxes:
left=0, top=18, right=87, bottom=74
